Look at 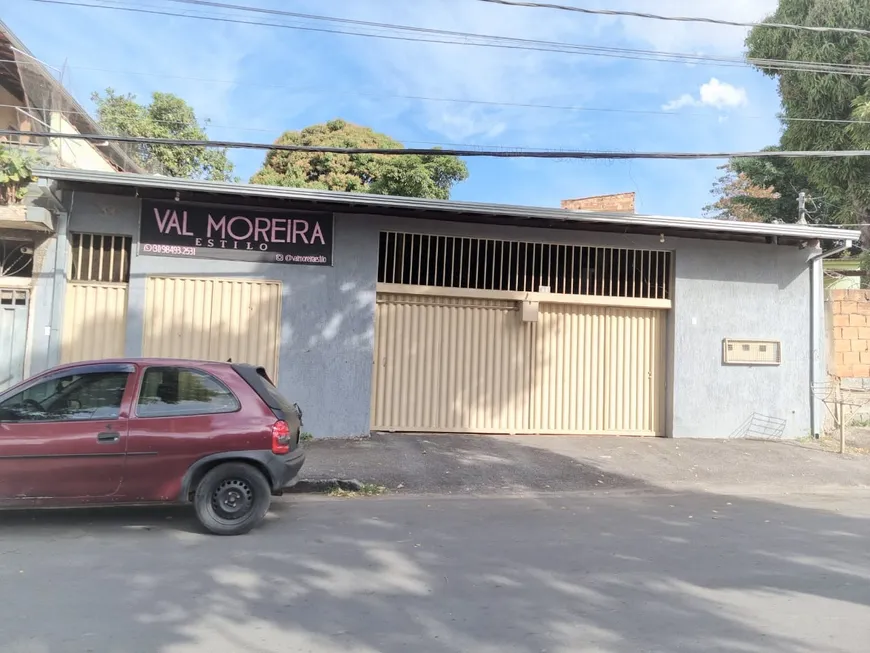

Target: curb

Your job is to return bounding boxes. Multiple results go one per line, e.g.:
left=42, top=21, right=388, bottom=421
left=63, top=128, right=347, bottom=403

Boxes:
left=286, top=479, right=365, bottom=494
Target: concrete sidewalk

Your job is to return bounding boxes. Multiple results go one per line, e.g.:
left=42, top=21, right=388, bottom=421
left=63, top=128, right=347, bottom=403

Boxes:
left=296, top=433, right=870, bottom=495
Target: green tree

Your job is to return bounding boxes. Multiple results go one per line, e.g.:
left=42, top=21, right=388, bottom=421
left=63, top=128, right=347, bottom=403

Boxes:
left=251, top=119, right=468, bottom=199
left=705, top=151, right=834, bottom=224
left=744, top=0, right=870, bottom=224
left=91, top=89, right=235, bottom=181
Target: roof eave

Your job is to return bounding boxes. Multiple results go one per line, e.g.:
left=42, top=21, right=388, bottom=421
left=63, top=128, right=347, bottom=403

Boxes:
left=32, top=166, right=862, bottom=245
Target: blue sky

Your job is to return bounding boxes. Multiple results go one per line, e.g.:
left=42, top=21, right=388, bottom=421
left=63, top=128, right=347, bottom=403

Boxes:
left=4, top=0, right=782, bottom=217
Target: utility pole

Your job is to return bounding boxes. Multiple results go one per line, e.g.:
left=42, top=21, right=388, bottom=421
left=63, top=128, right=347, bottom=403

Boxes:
left=798, top=191, right=808, bottom=224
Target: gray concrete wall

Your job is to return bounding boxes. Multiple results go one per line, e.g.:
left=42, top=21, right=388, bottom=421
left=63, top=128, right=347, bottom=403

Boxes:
left=63, top=192, right=379, bottom=438
left=44, top=191, right=813, bottom=440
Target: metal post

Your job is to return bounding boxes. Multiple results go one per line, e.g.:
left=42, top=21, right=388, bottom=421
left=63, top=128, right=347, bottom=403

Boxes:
left=839, top=396, right=847, bottom=455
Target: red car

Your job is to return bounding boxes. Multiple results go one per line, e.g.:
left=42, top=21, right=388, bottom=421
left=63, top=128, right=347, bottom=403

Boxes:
left=0, top=358, right=305, bottom=535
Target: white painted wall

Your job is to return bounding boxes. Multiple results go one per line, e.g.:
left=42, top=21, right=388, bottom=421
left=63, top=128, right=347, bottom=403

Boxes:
left=48, top=113, right=115, bottom=172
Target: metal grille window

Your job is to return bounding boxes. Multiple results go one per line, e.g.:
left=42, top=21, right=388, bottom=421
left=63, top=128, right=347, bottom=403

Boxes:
left=70, top=234, right=131, bottom=283
left=378, top=232, right=672, bottom=300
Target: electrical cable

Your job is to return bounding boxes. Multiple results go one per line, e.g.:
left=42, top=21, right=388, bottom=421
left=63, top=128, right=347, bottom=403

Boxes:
left=22, top=0, right=870, bottom=77
left=11, top=128, right=870, bottom=159
left=473, top=0, right=870, bottom=37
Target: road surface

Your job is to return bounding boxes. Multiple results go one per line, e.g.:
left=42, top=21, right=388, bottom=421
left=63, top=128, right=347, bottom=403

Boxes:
left=1, top=490, right=869, bottom=652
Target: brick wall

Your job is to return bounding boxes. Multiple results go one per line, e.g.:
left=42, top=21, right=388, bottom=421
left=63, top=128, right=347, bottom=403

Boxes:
left=828, top=289, right=870, bottom=378
left=561, top=192, right=636, bottom=213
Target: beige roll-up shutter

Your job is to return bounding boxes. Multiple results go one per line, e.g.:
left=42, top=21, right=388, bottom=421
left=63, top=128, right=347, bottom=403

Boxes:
left=61, top=282, right=128, bottom=363
left=143, top=276, right=282, bottom=380
left=529, top=304, right=666, bottom=435
left=372, top=293, right=534, bottom=433
left=372, top=294, right=666, bottom=436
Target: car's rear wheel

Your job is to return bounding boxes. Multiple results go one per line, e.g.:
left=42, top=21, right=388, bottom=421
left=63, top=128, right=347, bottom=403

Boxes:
left=193, top=463, right=272, bottom=535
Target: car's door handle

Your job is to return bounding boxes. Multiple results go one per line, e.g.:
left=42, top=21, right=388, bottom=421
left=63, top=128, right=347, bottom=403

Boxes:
left=97, top=431, right=120, bottom=443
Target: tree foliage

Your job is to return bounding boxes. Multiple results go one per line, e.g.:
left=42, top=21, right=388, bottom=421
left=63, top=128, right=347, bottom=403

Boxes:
left=251, top=119, right=469, bottom=199
left=91, top=89, right=235, bottom=181
left=705, top=150, right=835, bottom=224
left=741, top=0, right=870, bottom=224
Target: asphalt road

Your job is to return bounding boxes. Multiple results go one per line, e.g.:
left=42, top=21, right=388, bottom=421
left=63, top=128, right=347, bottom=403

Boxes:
left=1, top=490, right=869, bottom=653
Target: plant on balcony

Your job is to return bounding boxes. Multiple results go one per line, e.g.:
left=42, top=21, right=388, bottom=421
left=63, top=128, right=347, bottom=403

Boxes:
left=0, top=144, right=36, bottom=205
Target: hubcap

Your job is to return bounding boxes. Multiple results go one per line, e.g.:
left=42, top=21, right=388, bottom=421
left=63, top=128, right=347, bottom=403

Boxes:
left=212, top=479, right=254, bottom=520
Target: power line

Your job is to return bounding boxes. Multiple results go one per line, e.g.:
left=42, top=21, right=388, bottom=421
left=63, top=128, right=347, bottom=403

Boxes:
left=23, top=0, right=870, bottom=78
left=473, top=0, right=870, bottom=37
left=12, top=128, right=870, bottom=159
left=8, top=96, right=870, bottom=139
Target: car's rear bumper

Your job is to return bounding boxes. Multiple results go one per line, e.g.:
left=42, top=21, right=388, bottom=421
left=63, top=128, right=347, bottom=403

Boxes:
left=264, top=447, right=306, bottom=491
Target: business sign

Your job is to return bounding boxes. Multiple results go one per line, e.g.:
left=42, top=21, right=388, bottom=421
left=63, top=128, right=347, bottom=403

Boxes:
left=139, top=200, right=333, bottom=265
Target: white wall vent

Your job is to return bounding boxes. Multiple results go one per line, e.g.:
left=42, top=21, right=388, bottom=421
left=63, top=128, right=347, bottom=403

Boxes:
left=723, top=339, right=782, bottom=366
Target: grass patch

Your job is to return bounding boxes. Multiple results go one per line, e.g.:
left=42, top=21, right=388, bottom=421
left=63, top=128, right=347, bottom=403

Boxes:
left=300, top=432, right=314, bottom=442
left=327, top=483, right=387, bottom=498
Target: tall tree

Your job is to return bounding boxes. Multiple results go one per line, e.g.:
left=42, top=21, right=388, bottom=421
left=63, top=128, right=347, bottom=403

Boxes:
left=744, top=0, right=870, bottom=224
left=91, top=89, right=235, bottom=181
left=251, top=119, right=468, bottom=199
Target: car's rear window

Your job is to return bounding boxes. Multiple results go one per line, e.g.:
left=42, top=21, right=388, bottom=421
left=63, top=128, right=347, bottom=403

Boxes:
left=233, top=365, right=297, bottom=417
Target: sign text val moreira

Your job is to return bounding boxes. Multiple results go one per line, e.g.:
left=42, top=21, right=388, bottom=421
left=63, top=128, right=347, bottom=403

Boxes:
left=139, top=200, right=334, bottom=265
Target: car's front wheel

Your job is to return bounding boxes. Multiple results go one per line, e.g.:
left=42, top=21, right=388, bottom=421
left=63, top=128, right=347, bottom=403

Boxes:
left=193, top=462, right=272, bottom=535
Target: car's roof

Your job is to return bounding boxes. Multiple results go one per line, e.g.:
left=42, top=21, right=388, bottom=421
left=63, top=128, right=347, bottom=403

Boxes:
left=51, top=357, right=243, bottom=370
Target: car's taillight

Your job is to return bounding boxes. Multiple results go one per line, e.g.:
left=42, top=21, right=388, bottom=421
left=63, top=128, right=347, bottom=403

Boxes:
left=272, top=420, right=291, bottom=454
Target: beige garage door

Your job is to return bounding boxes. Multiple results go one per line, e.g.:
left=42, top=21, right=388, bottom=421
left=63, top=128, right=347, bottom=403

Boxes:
left=372, top=294, right=666, bottom=435
left=530, top=303, right=666, bottom=435
left=143, top=276, right=282, bottom=380
left=61, top=282, right=128, bottom=363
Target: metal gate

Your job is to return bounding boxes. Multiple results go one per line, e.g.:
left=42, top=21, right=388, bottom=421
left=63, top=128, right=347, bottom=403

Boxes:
left=371, top=293, right=667, bottom=435
left=530, top=304, right=666, bottom=435
left=0, top=288, right=29, bottom=391
left=142, top=276, right=283, bottom=380
left=61, top=282, right=128, bottom=363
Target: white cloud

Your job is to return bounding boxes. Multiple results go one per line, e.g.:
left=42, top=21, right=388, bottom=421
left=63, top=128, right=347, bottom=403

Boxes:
left=662, top=78, right=748, bottom=111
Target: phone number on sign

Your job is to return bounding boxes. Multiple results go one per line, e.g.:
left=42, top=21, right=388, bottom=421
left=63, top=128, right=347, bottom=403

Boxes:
left=142, top=244, right=196, bottom=256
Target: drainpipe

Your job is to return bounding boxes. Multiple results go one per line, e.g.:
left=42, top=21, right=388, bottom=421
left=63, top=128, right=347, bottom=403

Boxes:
left=808, top=238, right=853, bottom=438
left=45, top=190, right=74, bottom=371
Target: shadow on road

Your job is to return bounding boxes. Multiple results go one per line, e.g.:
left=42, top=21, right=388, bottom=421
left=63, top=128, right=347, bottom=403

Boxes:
left=1, top=460, right=869, bottom=652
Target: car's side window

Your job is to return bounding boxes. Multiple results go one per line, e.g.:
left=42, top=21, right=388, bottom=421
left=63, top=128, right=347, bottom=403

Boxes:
left=0, top=371, right=130, bottom=423
left=136, top=367, right=240, bottom=418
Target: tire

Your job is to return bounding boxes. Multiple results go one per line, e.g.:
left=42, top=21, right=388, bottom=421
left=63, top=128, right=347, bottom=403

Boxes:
left=193, top=463, right=272, bottom=536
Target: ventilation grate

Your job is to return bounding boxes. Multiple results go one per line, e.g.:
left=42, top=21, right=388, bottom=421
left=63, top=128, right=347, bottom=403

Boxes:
left=377, top=232, right=671, bottom=300
left=70, top=233, right=132, bottom=283
left=723, top=339, right=782, bottom=365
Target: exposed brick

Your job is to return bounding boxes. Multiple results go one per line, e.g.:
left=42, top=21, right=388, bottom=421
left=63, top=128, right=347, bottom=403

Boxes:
left=833, top=314, right=851, bottom=327
left=561, top=192, right=636, bottom=213
left=835, top=339, right=852, bottom=352
left=851, top=365, right=870, bottom=378
left=835, top=352, right=846, bottom=366
left=842, top=301, right=858, bottom=314
left=844, top=351, right=861, bottom=365
left=860, top=351, right=870, bottom=364
left=836, top=365, right=853, bottom=378
left=860, top=327, right=870, bottom=340
left=832, top=301, right=843, bottom=314
left=831, top=290, right=850, bottom=301
left=857, top=302, right=870, bottom=315
left=849, top=290, right=870, bottom=301
left=853, top=340, right=869, bottom=352
left=850, top=314, right=866, bottom=327
left=843, top=327, right=858, bottom=339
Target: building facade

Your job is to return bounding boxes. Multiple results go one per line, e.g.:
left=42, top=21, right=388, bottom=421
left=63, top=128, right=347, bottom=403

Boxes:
left=6, top=167, right=860, bottom=440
